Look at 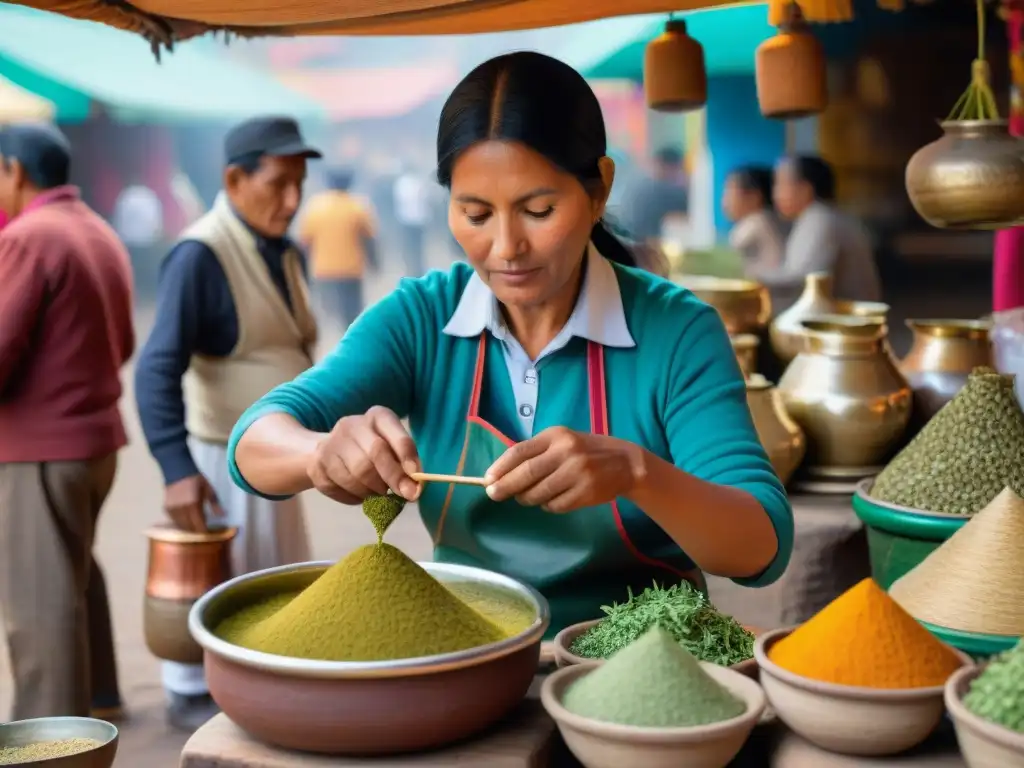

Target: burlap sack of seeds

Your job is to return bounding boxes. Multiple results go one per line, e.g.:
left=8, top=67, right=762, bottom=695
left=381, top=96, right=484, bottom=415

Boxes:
left=871, top=367, right=1024, bottom=515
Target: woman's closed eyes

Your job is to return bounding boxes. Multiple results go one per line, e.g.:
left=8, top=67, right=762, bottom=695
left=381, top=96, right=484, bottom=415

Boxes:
left=464, top=206, right=555, bottom=226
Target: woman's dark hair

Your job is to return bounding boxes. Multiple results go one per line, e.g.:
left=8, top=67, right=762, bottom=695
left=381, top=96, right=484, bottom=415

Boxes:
left=436, top=51, right=636, bottom=268
left=729, top=165, right=774, bottom=208
left=788, top=155, right=836, bottom=202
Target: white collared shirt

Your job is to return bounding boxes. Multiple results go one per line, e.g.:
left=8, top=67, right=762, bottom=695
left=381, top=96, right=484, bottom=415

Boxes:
left=442, top=244, right=636, bottom=437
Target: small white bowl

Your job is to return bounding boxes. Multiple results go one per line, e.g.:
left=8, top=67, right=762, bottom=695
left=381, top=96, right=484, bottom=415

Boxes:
left=946, top=663, right=1024, bottom=768
left=755, top=627, right=971, bottom=756
left=540, top=661, right=765, bottom=768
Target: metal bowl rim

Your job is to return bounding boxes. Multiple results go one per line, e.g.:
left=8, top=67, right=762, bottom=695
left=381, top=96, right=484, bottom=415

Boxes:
left=0, top=716, right=119, bottom=748
left=189, top=559, right=551, bottom=679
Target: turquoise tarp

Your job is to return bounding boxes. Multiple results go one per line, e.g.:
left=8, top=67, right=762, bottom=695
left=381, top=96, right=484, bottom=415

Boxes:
left=0, top=5, right=324, bottom=124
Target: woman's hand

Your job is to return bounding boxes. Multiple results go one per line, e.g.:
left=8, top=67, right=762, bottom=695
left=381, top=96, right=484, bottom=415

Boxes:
left=307, top=406, right=422, bottom=504
left=484, top=427, right=646, bottom=512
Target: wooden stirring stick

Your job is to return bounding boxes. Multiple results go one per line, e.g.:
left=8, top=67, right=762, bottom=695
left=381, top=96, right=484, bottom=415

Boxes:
left=410, top=472, right=489, bottom=487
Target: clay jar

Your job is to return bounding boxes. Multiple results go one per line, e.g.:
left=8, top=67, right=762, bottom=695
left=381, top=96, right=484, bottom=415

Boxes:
left=899, top=319, right=993, bottom=431
left=144, top=524, right=236, bottom=664
left=746, top=373, right=806, bottom=485
left=778, top=318, right=912, bottom=473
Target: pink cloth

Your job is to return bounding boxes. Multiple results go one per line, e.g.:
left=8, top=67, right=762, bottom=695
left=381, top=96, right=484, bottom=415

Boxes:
left=0, top=211, right=7, bottom=232
left=995, top=9, right=1024, bottom=313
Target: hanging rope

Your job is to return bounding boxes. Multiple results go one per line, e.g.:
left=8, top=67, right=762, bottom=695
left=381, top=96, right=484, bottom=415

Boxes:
left=947, top=0, right=1000, bottom=120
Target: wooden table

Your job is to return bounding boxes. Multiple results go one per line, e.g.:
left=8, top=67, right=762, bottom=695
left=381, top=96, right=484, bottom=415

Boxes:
left=180, top=705, right=966, bottom=768
left=707, top=493, right=870, bottom=630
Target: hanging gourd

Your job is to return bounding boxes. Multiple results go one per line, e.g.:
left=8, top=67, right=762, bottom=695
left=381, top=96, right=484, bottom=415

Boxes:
left=755, top=3, right=828, bottom=119
left=905, top=0, right=1024, bottom=229
left=644, top=17, right=707, bottom=112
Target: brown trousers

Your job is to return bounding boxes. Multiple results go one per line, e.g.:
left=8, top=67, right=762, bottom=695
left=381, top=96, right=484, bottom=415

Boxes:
left=0, top=454, right=121, bottom=719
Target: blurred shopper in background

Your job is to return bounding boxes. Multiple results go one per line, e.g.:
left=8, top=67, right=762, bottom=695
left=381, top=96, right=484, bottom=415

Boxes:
left=621, top=146, right=688, bottom=245
left=724, top=165, right=784, bottom=272
left=298, top=167, right=378, bottom=329
left=393, top=164, right=430, bottom=276
left=751, top=155, right=881, bottom=311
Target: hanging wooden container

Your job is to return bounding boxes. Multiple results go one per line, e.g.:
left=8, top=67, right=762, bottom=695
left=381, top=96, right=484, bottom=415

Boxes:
left=755, top=3, right=828, bottom=119
left=644, top=19, right=707, bottom=112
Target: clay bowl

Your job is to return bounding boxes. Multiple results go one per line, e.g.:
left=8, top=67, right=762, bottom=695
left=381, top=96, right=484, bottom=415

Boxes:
left=189, top=560, right=549, bottom=755
left=946, top=664, right=1024, bottom=768
left=755, top=627, right=971, bottom=756
left=0, top=717, right=118, bottom=767
left=553, top=619, right=761, bottom=679
left=541, top=661, right=765, bottom=768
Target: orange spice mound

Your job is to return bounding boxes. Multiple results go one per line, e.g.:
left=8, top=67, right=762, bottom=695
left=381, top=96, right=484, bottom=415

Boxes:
left=768, top=578, right=963, bottom=689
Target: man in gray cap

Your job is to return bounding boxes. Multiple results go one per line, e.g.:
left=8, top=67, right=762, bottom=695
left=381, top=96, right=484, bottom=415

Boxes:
left=135, top=116, right=321, bottom=731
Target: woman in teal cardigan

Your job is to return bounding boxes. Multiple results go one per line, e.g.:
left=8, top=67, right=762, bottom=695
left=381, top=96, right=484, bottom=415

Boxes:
left=229, top=52, right=793, bottom=634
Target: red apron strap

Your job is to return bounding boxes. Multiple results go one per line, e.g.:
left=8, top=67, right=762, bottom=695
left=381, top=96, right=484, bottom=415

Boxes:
left=586, top=341, right=692, bottom=581
left=469, top=334, right=488, bottom=420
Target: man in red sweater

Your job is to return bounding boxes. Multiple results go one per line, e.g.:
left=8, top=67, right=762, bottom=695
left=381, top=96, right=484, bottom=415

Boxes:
left=0, top=123, right=134, bottom=720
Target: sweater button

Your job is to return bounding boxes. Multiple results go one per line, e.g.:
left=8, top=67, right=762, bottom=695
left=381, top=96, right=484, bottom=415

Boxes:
left=519, top=404, right=534, bottom=418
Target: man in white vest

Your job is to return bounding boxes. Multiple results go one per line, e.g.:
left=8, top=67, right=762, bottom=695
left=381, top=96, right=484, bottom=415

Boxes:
left=135, top=116, right=320, bottom=731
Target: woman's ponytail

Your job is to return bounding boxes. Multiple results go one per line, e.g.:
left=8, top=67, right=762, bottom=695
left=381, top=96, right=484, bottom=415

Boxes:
left=590, top=219, right=638, bottom=268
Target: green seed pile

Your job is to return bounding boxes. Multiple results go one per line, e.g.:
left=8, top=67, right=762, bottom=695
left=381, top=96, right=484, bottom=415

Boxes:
left=0, top=738, right=101, bottom=764
left=963, top=639, right=1024, bottom=732
left=569, top=581, right=754, bottom=667
left=362, top=493, right=406, bottom=543
left=871, top=367, right=1024, bottom=515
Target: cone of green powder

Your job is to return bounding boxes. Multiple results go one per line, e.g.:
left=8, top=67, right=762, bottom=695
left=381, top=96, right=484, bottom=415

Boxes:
left=562, top=626, right=747, bottom=727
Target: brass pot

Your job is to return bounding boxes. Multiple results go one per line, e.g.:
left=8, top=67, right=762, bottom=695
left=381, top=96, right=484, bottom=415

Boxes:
left=675, top=275, right=771, bottom=334
left=778, top=318, right=912, bottom=471
left=905, top=120, right=1024, bottom=230
left=731, top=333, right=760, bottom=378
left=899, top=319, right=993, bottom=429
left=770, top=272, right=889, bottom=364
left=746, top=373, right=806, bottom=485
left=144, top=524, right=236, bottom=664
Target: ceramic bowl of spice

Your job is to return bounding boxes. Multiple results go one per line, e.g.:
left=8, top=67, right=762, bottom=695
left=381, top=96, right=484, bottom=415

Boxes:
left=0, top=717, right=118, bottom=767
left=542, top=627, right=765, bottom=768
left=190, top=496, right=551, bottom=755
left=754, top=579, right=971, bottom=757
left=946, top=642, right=1024, bottom=768
left=551, top=583, right=760, bottom=678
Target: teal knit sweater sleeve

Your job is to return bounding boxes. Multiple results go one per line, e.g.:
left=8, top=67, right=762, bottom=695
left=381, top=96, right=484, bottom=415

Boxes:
left=660, top=299, right=794, bottom=586
left=226, top=271, right=446, bottom=496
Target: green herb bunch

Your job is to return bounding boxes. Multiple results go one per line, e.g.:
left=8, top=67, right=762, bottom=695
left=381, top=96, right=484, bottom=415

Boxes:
left=569, top=582, right=754, bottom=667
left=964, top=639, right=1024, bottom=733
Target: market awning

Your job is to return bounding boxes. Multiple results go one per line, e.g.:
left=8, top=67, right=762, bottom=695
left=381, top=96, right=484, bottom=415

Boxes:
left=0, top=5, right=324, bottom=124
left=5, top=0, right=921, bottom=50
left=560, top=4, right=775, bottom=81
left=0, top=74, right=54, bottom=121
left=276, top=63, right=458, bottom=122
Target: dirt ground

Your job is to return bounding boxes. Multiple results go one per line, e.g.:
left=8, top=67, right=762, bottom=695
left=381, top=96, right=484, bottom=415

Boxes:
left=0, top=264, right=435, bottom=766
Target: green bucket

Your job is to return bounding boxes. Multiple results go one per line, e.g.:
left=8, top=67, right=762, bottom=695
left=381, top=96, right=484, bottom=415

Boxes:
left=852, top=479, right=969, bottom=591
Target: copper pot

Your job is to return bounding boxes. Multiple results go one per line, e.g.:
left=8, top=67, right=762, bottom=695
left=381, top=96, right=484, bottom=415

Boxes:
left=899, top=319, right=993, bottom=430
left=731, top=334, right=760, bottom=378
left=746, top=374, right=806, bottom=485
left=676, top=275, right=771, bottom=334
left=778, top=318, right=912, bottom=472
left=770, top=272, right=889, bottom=364
left=905, top=120, right=1024, bottom=230
left=144, top=524, right=236, bottom=664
